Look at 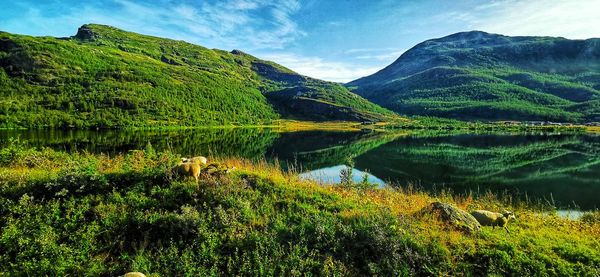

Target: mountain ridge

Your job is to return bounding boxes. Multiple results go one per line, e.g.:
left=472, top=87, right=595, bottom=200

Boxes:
left=0, top=24, right=396, bottom=128
left=348, top=31, right=600, bottom=122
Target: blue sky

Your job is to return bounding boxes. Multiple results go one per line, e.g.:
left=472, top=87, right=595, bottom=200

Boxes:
left=2, top=0, right=599, bottom=82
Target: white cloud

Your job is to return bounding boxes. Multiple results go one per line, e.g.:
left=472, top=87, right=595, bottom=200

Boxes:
left=258, top=53, right=382, bottom=83
left=464, top=0, right=600, bottom=39
left=6, top=0, right=599, bottom=83
left=355, top=49, right=407, bottom=61
left=344, top=47, right=399, bottom=54
left=175, top=0, right=303, bottom=49
left=228, top=0, right=260, bottom=10
left=1, top=0, right=304, bottom=50
left=173, top=5, right=198, bottom=20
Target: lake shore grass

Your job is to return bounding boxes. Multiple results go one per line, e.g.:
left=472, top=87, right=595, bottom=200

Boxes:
left=0, top=120, right=382, bottom=132
left=3, top=116, right=597, bottom=134
left=585, top=126, right=600, bottom=133
left=0, top=145, right=599, bottom=276
left=271, top=120, right=379, bottom=132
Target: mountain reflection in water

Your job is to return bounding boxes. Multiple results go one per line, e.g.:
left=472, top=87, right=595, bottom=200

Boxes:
left=1, top=129, right=598, bottom=210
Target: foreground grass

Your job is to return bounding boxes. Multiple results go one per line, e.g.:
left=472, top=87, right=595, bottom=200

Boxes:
left=0, top=146, right=599, bottom=276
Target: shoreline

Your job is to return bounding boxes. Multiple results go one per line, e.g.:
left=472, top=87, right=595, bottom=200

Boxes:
left=0, top=147, right=598, bottom=275
left=0, top=119, right=597, bottom=133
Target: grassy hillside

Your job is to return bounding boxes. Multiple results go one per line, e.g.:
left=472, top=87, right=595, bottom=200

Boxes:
left=348, top=31, right=600, bottom=122
left=0, top=146, right=599, bottom=275
left=0, top=24, right=395, bottom=128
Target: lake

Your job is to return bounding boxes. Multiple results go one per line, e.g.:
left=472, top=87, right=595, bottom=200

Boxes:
left=1, top=129, right=599, bottom=210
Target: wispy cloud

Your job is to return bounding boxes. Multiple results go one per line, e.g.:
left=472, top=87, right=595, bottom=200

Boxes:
left=445, top=0, right=600, bottom=39
left=354, top=50, right=407, bottom=61
left=486, top=0, right=600, bottom=39
left=258, top=53, right=381, bottom=83
left=0, top=0, right=304, bottom=50
left=128, top=0, right=303, bottom=49
left=344, top=47, right=399, bottom=54
left=3, top=0, right=599, bottom=83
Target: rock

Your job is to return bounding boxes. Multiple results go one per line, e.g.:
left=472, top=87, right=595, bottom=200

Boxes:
left=230, top=49, right=247, bottom=55
left=160, top=55, right=183, bottom=66
left=203, top=162, right=235, bottom=176
left=421, top=202, right=481, bottom=234
left=123, top=272, right=146, bottom=277
left=0, top=37, right=20, bottom=52
left=251, top=61, right=305, bottom=84
left=74, top=25, right=97, bottom=41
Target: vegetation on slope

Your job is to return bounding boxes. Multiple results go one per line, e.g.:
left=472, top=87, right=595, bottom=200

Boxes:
left=0, top=24, right=395, bottom=129
left=0, top=145, right=599, bottom=275
left=348, top=31, right=600, bottom=122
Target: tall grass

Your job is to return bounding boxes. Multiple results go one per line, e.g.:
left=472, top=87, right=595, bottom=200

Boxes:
left=0, top=145, right=599, bottom=275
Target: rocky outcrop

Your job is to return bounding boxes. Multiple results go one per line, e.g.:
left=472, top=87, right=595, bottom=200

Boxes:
left=0, top=38, right=36, bottom=79
left=251, top=61, right=305, bottom=84
left=267, top=93, right=374, bottom=122
left=0, top=37, right=19, bottom=52
left=160, top=55, right=183, bottom=66
left=420, top=202, right=481, bottom=234
left=123, top=272, right=146, bottom=277
left=74, top=25, right=97, bottom=41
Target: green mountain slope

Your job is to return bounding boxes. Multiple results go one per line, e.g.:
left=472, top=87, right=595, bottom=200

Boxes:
left=0, top=24, right=395, bottom=128
left=348, top=31, right=600, bottom=122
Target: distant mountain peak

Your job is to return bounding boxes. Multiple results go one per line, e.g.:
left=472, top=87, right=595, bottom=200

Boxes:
left=437, top=30, right=496, bottom=40
left=415, top=30, right=513, bottom=51
left=347, top=32, right=600, bottom=122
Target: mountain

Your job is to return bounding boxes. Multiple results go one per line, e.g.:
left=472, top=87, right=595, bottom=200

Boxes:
left=0, top=24, right=395, bottom=128
left=348, top=31, right=600, bottom=122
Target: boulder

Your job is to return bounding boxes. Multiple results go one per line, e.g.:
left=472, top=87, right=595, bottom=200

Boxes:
left=123, top=272, right=146, bottom=277
left=421, top=202, right=481, bottom=234
left=203, top=162, right=235, bottom=176
left=74, top=25, right=97, bottom=41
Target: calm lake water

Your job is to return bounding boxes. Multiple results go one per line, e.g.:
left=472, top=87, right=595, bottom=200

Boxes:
left=1, top=129, right=599, bottom=210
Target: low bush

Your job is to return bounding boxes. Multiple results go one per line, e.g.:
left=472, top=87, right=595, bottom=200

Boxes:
left=0, top=148, right=598, bottom=275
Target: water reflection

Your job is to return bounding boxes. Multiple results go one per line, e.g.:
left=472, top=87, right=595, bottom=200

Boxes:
left=555, top=210, right=585, bottom=220
left=352, top=133, right=600, bottom=209
left=0, top=128, right=279, bottom=158
left=1, top=129, right=599, bottom=209
left=299, top=165, right=385, bottom=187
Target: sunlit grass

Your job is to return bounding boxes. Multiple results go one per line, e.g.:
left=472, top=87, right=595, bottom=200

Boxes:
left=0, top=145, right=599, bottom=275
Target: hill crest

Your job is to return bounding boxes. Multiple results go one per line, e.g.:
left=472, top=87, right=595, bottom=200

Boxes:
left=348, top=31, right=600, bottom=122
left=0, top=24, right=396, bottom=128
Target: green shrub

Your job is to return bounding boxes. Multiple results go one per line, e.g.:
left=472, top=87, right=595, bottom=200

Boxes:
left=0, top=148, right=598, bottom=275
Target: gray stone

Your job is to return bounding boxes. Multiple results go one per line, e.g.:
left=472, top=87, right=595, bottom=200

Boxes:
left=123, top=272, right=146, bottom=277
left=74, top=25, right=97, bottom=41
left=421, top=202, right=481, bottom=234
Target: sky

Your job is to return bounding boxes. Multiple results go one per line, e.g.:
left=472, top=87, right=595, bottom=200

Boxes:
left=1, top=0, right=600, bottom=82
